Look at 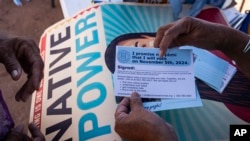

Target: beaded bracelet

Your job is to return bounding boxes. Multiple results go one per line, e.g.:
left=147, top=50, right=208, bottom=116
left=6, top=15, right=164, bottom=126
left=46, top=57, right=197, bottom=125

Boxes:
left=243, top=38, right=250, bottom=53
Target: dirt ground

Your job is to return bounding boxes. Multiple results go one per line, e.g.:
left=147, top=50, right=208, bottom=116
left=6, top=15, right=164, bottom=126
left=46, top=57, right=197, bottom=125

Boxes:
left=0, top=0, right=64, bottom=134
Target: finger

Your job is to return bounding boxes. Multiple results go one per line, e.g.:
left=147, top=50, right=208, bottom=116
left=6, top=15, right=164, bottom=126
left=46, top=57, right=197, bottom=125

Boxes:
left=17, top=57, right=43, bottom=101
left=13, top=39, right=44, bottom=102
left=158, top=23, right=183, bottom=56
left=28, top=123, right=45, bottom=141
left=16, top=57, right=43, bottom=102
left=115, top=97, right=130, bottom=121
left=15, top=38, right=44, bottom=90
left=0, top=48, right=22, bottom=80
left=158, top=17, right=193, bottom=56
left=129, top=92, right=143, bottom=111
left=30, top=56, right=44, bottom=90
left=154, top=23, right=174, bottom=48
left=15, top=79, right=34, bottom=102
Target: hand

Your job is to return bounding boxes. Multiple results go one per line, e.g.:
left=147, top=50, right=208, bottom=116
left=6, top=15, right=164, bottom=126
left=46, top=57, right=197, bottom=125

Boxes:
left=0, top=36, right=44, bottom=102
left=154, top=16, right=249, bottom=56
left=5, top=123, right=45, bottom=141
left=154, top=17, right=250, bottom=78
left=114, top=92, right=178, bottom=141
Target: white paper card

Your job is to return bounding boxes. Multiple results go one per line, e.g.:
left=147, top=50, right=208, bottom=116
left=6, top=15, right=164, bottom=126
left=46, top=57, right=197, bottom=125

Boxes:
left=180, top=46, right=237, bottom=93
left=113, top=46, right=196, bottom=99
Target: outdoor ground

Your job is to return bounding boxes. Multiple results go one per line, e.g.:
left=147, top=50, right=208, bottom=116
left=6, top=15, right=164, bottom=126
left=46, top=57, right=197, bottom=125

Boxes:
left=0, top=0, right=64, bottom=134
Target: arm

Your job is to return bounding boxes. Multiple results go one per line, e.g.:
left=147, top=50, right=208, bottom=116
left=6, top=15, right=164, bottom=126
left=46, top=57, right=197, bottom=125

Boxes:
left=154, top=17, right=250, bottom=78
left=0, top=32, right=44, bottom=102
left=115, top=92, right=178, bottom=141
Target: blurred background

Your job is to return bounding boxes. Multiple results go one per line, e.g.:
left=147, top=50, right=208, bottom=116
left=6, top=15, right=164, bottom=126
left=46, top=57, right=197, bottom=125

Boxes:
left=235, top=0, right=250, bottom=13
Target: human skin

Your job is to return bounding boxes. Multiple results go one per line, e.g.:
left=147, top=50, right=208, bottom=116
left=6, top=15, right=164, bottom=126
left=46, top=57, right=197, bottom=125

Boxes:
left=114, top=17, right=250, bottom=141
left=0, top=32, right=45, bottom=140
left=115, top=92, right=178, bottom=141
left=0, top=32, right=44, bottom=102
left=154, top=16, right=250, bottom=78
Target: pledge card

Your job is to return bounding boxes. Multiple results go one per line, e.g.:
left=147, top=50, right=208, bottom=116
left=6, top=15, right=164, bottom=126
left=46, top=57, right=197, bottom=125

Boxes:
left=180, top=46, right=237, bottom=93
left=113, top=46, right=196, bottom=99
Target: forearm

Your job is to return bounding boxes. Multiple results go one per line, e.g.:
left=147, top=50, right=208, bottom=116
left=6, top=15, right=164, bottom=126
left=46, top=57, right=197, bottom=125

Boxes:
left=156, top=123, right=178, bottom=141
left=216, top=25, right=250, bottom=78
left=140, top=122, right=178, bottom=141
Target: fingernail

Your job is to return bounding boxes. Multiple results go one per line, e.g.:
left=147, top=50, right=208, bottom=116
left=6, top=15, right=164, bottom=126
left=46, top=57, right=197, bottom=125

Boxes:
left=131, top=92, right=140, bottom=98
left=11, top=70, right=18, bottom=78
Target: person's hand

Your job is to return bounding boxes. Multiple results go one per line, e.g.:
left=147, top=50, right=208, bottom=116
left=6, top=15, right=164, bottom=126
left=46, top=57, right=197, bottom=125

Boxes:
left=114, top=92, right=178, bottom=141
left=5, top=123, right=45, bottom=141
left=154, top=17, right=250, bottom=78
left=154, top=16, right=249, bottom=56
left=0, top=36, right=44, bottom=102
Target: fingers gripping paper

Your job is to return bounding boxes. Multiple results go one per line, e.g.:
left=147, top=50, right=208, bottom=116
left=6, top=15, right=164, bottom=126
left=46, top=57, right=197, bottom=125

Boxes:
left=29, top=3, right=179, bottom=141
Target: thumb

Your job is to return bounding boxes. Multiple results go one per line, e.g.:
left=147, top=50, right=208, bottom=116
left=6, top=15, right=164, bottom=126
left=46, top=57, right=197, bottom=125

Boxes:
left=130, top=92, right=143, bottom=110
left=28, top=123, right=45, bottom=141
left=0, top=52, right=22, bottom=80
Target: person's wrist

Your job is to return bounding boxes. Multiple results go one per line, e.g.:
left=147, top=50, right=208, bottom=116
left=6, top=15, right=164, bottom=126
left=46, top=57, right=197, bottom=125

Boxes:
left=158, top=123, right=178, bottom=141
left=144, top=122, right=178, bottom=141
left=215, top=26, right=250, bottom=78
left=217, top=25, right=249, bottom=56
